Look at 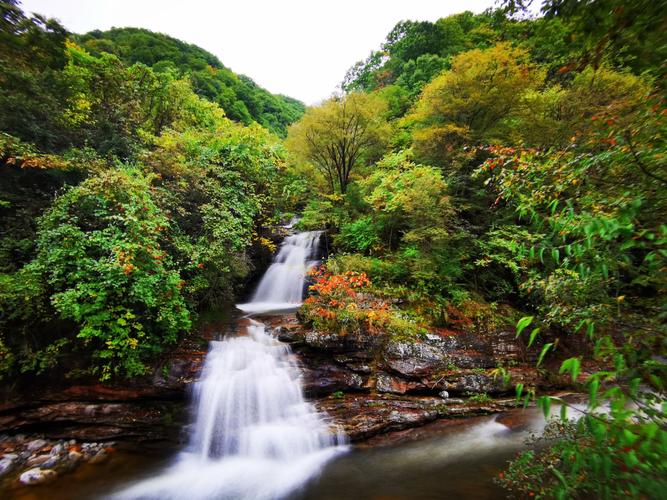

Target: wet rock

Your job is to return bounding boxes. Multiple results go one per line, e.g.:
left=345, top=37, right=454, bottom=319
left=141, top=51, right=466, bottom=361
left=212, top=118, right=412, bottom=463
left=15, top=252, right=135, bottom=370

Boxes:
left=26, top=438, right=47, bottom=451
left=319, top=395, right=445, bottom=440
left=438, top=398, right=465, bottom=405
left=67, top=450, right=83, bottom=462
left=344, top=372, right=365, bottom=389
left=19, top=467, right=57, bottom=485
left=491, top=330, right=527, bottom=361
left=304, top=330, right=381, bottom=353
left=383, top=341, right=449, bottom=377
left=302, top=363, right=369, bottom=395
left=304, top=331, right=346, bottom=350
left=274, top=326, right=302, bottom=343
left=375, top=373, right=424, bottom=395
left=444, top=373, right=500, bottom=393
left=0, top=456, right=15, bottom=476
left=26, top=454, right=51, bottom=467
left=88, top=450, right=108, bottom=464
left=1, top=400, right=187, bottom=441
left=40, top=457, right=60, bottom=469
left=317, top=394, right=520, bottom=441
left=439, top=390, right=449, bottom=399
left=346, top=362, right=373, bottom=374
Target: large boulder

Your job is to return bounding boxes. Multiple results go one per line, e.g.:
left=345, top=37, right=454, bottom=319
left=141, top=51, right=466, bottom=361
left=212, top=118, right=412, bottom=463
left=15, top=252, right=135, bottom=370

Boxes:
left=19, top=467, right=57, bottom=485
left=383, top=339, right=449, bottom=377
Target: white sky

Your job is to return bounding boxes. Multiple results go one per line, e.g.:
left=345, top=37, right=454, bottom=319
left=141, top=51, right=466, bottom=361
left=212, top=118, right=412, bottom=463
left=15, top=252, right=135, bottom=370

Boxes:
left=20, top=0, right=497, bottom=104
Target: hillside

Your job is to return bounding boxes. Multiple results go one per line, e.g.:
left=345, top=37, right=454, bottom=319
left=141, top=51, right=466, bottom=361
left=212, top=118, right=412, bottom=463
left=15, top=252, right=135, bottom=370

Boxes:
left=77, top=27, right=304, bottom=136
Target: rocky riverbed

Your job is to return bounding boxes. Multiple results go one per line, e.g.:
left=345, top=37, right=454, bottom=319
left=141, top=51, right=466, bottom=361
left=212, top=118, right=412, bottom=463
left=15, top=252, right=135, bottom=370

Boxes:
left=0, top=434, right=115, bottom=487
left=0, top=311, right=586, bottom=491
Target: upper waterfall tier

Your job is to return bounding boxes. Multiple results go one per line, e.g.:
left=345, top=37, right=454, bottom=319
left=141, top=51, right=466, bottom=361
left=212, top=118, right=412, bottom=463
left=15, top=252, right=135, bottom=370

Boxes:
left=237, top=230, right=323, bottom=315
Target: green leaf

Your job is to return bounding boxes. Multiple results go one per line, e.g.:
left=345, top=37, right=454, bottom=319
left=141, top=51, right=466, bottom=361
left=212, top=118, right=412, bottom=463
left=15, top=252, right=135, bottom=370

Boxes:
left=552, top=467, right=568, bottom=488
left=537, top=343, right=553, bottom=366
left=538, top=395, right=552, bottom=417
left=548, top=199, right=559, bottom=215
left=515, top=383, right=524, bottom=401
left=589, top=379, right=599, bottom=408
left=622, top=429, right=639, bottom=446
left=516, top=316, right=534, bottom=338
left=624, top=450, right=639, bottom=468
left=528, top=327, right=540, bottom=347
left=559, top=357, right=581, bottom=382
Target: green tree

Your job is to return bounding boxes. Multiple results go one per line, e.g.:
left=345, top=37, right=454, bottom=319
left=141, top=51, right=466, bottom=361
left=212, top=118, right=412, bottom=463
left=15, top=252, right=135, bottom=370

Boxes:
left=504, top=0, right=667, bottom=84
left=361, top=151, right=451, bottom=252
left=286, top=93, right=389, bottom=194
left=409, top=43, right=544, bottom=166
left=77, top=27, right=305, bottom=135
left=0, top=0, right=70, bottom=150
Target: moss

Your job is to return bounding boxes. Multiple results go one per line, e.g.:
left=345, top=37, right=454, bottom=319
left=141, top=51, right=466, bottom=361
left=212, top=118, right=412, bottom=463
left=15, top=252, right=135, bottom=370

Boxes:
left=466, top=392, right=493, bottom=404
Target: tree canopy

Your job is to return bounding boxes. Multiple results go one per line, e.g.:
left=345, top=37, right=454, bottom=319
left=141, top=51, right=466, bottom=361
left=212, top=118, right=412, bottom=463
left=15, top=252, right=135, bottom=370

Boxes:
left=286, top=93, right=389, bottom=194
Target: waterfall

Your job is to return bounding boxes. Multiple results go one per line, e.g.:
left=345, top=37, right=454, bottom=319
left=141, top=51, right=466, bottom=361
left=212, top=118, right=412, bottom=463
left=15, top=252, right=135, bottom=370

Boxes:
left=115, top=231, right=346, bottom=500
left=237, top=231, right=322, bottom=315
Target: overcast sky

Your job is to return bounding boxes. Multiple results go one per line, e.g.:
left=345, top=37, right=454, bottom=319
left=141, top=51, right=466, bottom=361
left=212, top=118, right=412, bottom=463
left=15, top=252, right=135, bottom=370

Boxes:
left=20, top=0, right=497, bottom=104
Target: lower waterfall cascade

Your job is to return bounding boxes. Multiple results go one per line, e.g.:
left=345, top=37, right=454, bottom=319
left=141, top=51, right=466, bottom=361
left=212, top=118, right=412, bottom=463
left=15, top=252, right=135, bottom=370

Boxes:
left=115, top=230, right=346, bottom=499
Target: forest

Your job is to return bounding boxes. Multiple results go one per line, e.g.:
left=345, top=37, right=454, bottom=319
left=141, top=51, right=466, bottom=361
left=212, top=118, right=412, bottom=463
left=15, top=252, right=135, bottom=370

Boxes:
left=0, top=0, right=665, bottom=498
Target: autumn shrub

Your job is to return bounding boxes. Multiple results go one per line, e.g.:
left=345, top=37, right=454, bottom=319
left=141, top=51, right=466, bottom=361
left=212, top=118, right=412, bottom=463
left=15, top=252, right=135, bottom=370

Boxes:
left=326, top=253, right=406, bottom=286
left=484, top=94, right=667, bottom=499
left=301, top=266, right=425, bottom=339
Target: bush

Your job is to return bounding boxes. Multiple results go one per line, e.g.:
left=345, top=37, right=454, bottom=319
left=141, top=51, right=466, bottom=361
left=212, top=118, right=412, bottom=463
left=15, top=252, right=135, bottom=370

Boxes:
left=33, top=168, right=191, bottom=379
left=301, top=266, right=425, bottom=340
left=336, top=217, right=381, bottom=253
left=499, top=416, right=667, bottom=499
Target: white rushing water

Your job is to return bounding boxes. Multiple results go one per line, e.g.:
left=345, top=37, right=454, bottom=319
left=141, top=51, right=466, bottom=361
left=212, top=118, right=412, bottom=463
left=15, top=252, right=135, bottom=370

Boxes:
left=237, top=231, right=322, bottom=315
left=115, top=231, right=346, bottom=500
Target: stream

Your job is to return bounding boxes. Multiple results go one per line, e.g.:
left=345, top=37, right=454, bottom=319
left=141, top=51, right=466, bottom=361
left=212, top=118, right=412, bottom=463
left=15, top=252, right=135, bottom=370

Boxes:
left=6, top=410, right=546, bottom=499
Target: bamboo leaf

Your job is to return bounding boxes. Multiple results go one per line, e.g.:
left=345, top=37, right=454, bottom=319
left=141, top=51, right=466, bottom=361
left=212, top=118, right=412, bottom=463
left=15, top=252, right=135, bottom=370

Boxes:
left=537, top=342, right=553, bottom=366
left=516, top=316, right=534, bottom=338
left=560, top=357, right=581, bottom=382
left=528, top=327, right=540, bottom=347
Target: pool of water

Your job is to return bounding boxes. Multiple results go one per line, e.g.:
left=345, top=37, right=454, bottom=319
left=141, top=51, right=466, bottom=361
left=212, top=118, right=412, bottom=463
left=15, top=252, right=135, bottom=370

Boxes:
left=2, top=409, right=542, bottom=500
left=297, top=415, right=529, bottom=500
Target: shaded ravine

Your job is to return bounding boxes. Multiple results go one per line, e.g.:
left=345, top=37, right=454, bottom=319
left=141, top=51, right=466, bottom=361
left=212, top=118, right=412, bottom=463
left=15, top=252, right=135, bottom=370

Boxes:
left=114, top=230, right=346, bottom=499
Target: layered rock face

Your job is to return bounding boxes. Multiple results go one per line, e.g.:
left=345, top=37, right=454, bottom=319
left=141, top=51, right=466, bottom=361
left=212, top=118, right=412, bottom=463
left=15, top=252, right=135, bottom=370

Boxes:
left=270, top=314, right=543, bottom=399
left=262, top=314, right=577, bottom=441
left=0, top=336, right=210, bottom=443
left=0, top=313, right=570, bottom=446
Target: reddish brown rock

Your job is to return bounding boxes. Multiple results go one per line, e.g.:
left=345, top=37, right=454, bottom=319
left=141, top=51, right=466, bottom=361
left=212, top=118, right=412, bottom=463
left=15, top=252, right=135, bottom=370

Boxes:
left=317, top=394, right=519, bottom=442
